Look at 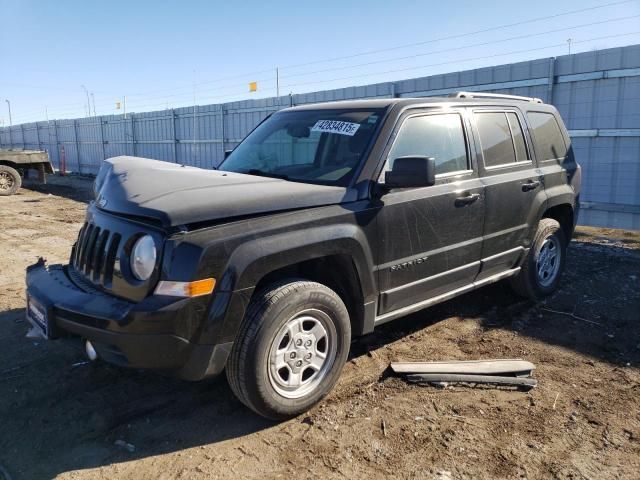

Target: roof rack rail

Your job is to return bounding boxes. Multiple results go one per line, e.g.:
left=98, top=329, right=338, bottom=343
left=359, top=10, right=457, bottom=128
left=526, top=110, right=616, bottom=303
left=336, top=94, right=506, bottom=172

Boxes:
left=449, top=91, right=544, bottom=104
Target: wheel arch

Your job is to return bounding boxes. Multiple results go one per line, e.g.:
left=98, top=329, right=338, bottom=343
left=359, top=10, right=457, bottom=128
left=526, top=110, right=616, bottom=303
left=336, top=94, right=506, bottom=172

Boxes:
left=0, top=160, right=19, bottom=170
left=222, top=224, right=377, bottom=338
left=541, top=202, right=575, bottom=242
left=254, top=254, right=367, bottom=337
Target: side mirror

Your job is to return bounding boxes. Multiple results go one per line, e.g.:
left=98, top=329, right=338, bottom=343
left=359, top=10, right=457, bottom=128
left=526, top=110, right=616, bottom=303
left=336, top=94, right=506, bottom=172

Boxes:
left=224, top=149, right=234, bottom=159
left=286, top=125, right=311, bottom=138
left=384, top=156, right=436, bottom=188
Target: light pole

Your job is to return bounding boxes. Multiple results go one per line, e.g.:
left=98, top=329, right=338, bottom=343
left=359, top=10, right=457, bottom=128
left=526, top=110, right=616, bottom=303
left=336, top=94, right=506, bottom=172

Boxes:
left=5, top=99, right=12, bottom=147
left=81, top=85, right=91, bottom=117
left=5, top=99, right=12, bottom=126
left=91, top=92, right=96, bottom=116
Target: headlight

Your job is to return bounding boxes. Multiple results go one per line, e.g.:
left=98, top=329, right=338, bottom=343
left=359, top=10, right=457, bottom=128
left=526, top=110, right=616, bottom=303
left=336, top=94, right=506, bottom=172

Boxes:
left=130, top=235, right=156, bottom=281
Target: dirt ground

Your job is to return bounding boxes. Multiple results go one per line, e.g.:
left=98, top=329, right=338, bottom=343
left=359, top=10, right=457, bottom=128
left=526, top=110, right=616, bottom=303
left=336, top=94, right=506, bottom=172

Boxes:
left=0, top=176, right=639, bottom=480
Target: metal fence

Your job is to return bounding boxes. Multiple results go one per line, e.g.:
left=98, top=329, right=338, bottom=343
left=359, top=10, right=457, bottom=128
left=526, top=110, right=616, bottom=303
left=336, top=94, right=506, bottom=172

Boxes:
left=1, top=44, right=639, bottom=229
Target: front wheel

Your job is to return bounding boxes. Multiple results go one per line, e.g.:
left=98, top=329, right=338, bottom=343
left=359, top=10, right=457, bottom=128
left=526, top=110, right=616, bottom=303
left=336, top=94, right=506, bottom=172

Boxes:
left=226, top=280, right=351, bottom=420
left=510, top=218, right=567, bottom=300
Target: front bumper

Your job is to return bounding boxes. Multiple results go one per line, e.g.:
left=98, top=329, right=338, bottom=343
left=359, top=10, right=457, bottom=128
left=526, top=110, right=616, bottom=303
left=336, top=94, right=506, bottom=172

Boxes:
left=25, top=260, right=231, bottom=380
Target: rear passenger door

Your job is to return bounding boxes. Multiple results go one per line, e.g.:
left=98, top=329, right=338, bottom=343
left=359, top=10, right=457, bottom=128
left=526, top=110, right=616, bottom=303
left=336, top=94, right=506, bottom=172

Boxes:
left=375, top=109, right=485, bottom=319
left=470, top=108, right=546, bottom=280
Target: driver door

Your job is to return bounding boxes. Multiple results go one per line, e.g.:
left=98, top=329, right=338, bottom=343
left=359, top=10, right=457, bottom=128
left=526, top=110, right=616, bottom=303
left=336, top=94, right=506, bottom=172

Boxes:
left=375, top=109, right=485, bottom=320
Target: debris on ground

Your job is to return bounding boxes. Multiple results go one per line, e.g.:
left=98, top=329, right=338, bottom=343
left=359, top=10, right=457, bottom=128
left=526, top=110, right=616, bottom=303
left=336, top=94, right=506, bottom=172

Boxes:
left=392, top=359, right=537, bottom=389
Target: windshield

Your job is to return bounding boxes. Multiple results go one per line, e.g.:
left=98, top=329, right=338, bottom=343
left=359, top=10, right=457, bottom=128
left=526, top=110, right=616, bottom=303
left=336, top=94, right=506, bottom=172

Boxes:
left=219, top=108, right=385, bottom=186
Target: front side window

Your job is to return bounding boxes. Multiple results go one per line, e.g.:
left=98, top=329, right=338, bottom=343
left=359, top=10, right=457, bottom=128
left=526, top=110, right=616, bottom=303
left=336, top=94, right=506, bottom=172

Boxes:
left=527, top=111, right=568, bottom=161
left=382, top=113, right=468, bottom=179
left=220, top=109, right=384, bottom=186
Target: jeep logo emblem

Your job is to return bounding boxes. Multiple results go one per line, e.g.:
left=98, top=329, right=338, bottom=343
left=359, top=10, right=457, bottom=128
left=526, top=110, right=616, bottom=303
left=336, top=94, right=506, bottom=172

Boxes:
left=97, top=197, right=107, bottom=208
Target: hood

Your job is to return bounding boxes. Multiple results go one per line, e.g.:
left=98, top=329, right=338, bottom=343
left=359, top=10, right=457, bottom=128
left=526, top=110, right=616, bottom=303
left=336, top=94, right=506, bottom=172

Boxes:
left=94, top=156, right=354, bottom=228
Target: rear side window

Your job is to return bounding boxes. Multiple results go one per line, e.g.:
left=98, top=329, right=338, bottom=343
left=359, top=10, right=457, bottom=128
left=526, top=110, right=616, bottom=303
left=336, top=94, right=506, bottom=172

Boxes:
left=475, top=112, right=517, bottom=167
left=527, top=112, right=568, bottom=161
left=383, top=113, right=468, bottom=177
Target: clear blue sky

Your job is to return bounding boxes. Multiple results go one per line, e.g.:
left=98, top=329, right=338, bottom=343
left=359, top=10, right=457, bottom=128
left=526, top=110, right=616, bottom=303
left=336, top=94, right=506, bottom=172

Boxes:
left=1, top=0, right=639, bottom=124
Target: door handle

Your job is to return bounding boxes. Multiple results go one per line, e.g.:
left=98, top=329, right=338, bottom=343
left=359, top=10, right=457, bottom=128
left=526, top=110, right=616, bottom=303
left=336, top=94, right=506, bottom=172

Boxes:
left=522, top=180, right=541, bottom=192
left=455, top=193, right=480, bottom=206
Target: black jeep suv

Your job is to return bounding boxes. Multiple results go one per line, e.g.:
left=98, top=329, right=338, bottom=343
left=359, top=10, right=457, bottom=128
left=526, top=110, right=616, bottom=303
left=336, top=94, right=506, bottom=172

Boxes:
left=25, top=92, right=581, bottom=420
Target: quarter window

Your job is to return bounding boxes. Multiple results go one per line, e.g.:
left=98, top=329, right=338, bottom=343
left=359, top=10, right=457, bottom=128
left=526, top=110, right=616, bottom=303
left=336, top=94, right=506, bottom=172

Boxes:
left=383, top=113, right=468, bottom=178
left=527, top=112, right=568, bottom=161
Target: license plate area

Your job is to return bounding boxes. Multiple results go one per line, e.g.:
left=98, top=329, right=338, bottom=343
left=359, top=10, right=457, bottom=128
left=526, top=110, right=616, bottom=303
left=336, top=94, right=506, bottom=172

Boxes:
left=27, top=294, right=52, bottom=338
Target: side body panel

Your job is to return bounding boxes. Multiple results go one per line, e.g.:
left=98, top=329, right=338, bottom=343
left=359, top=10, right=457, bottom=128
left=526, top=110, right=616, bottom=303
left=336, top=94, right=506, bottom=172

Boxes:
left=372, top=108, right=485, bottom=316
left=468, top=106, right=547, bottom=280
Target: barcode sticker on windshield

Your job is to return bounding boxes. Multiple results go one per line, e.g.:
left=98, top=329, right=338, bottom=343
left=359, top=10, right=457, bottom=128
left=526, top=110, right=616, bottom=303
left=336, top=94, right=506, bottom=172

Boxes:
left=311, top=120, right=361, bottom=136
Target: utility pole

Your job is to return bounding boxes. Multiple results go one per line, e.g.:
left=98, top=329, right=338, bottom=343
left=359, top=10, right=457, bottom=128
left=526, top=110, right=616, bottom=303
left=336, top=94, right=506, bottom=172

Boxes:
left=91, top=92, right=96, bottom=116
left=566, top=38, right=572, bottom=55
left=276, top=67, right=280, bottom=98
left=192, top=70, right=197, bottom=164
left=81, top=85, right=91, bottom=117
left=5, top=99, right=12, bottom=147
left=5, top=99, right=12, bottom=125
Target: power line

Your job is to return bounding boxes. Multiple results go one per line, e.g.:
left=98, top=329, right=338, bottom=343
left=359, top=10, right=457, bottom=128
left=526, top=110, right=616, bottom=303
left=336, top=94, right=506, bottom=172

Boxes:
left=55, top=13, right=640, bottom=114
left=280, top=14, right=640, bottom=81
left=6, top=1, right=640, bottom=123
left=122, top=67, right=277, bottom=98
left=280, top=31, right=640, bottom=90
left=2, top=0, right=633, bottom=101
left=279, top=0, right=638, bottom=70
left=9, top=28, right=639, bottom=123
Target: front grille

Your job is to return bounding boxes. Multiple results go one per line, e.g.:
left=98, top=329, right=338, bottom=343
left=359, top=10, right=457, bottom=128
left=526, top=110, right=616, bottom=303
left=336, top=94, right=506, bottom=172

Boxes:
left=71, top=222, right=121, bottom=287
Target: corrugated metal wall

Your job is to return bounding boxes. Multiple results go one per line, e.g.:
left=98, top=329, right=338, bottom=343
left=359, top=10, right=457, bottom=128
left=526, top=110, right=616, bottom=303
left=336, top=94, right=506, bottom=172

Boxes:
left=1, top=45, right=639, bottom=229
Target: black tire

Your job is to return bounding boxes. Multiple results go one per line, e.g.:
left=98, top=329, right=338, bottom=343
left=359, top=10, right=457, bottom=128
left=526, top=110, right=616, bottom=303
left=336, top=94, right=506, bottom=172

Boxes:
left=226, top=280, right=351, bottom=420
left=510, top=218, right=567, bottom=301
left=0, top=165, right=21, bottom=196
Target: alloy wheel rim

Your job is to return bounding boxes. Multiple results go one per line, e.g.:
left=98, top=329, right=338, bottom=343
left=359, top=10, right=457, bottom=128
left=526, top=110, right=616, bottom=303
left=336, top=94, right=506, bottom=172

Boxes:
left=268, top=308, right=337, bottom=399
left=0, top=172, right=14, bottom=191
left=536, top=234, right=561, bottom=287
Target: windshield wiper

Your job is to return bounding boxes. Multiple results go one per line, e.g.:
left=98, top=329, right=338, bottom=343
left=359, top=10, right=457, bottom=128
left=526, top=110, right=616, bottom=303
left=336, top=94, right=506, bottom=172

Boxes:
left=246, top=169, right=289, bottom=180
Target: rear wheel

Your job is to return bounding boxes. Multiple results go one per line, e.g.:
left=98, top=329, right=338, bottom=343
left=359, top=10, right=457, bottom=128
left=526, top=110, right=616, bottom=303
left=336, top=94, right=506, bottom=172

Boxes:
left=510, top=218, right=567, bottom=300
left=226, top=280, right=351, bottom=420
left=0, top=165, right=21, bottom=196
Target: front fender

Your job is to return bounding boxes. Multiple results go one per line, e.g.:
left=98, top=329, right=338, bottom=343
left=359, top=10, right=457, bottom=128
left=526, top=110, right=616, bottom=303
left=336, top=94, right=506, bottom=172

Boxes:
left=196, top=223, right=377, bottom=345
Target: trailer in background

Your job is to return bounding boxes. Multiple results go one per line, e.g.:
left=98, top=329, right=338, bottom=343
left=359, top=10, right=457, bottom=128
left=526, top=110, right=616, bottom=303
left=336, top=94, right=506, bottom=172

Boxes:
left=0, top=149, right=54, bottom=196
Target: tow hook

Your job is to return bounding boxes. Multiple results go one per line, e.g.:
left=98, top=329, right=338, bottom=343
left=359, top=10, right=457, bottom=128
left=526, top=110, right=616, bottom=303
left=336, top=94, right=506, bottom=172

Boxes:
left=85, top=340, right=98, bottom=361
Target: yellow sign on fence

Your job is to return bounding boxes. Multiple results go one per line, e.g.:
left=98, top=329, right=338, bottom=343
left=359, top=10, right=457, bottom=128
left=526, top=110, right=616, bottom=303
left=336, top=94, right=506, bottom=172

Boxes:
left=249, top=81, right=258, bottom=92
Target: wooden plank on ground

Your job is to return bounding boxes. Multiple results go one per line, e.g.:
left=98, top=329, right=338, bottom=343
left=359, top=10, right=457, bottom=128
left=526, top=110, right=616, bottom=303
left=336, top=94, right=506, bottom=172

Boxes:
left=390, top=359, right=535, bottom=376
